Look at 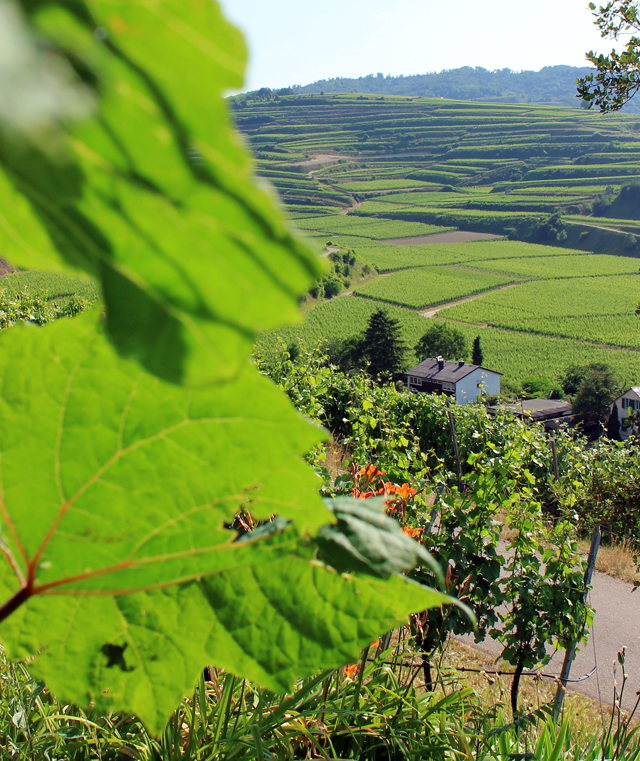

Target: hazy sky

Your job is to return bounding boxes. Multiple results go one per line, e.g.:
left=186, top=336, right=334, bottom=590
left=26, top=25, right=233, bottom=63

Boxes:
left=224, top=0, right=613, bottom=92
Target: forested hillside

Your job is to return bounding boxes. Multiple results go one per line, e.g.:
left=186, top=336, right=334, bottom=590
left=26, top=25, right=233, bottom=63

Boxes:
left=282, top=66, right=640, bottom=113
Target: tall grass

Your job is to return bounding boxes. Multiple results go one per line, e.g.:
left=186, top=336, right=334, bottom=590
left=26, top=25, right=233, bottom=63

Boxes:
left=3, top=638, right=640, bottom=760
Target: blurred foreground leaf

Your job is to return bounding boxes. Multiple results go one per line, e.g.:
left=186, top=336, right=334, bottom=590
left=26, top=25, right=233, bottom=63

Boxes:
left=0, top=0, right=322, bottom=385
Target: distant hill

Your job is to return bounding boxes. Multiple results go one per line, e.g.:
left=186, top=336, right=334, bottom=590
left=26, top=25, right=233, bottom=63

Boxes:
left=291, top=66, right=640, bottom=113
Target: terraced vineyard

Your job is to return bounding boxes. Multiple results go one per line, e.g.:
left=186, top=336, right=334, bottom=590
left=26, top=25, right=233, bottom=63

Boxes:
left=240, top=94, right=640, bottom=392
left=354, top=266, right=515, bottom=308
left=445, top=275, right=640, bottom=348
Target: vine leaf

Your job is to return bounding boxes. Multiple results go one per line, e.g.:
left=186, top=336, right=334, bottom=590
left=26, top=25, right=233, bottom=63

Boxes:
left=0, top=312, right=450, bottom=733
left=0, top=0, right=323, bottom=385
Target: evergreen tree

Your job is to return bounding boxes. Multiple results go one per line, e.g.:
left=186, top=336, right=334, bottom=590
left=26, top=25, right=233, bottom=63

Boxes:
left=415, top=323, right=467, bottom=362
left=472, top=335, right=483, bottom=366
left=606, top=403, right=622, bottom=441
left=364, top=308, right=407, bottom=380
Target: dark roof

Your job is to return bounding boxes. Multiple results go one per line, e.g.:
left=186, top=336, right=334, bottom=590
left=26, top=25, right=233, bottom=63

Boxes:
left=405, top=358, right=501, bottom=384
left=487, top=398, right=573, bottom=422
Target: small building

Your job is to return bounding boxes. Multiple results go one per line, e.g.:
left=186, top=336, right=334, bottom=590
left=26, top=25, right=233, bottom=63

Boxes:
left=405, top=356, right=501, bottom=405
left=611, top=387, right=640, bottom=439
left=487, top=398, right=575, bottom=431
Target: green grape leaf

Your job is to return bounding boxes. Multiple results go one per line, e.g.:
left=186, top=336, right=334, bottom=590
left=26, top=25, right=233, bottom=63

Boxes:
left=0, top=308, right=328, bottom=595
left=0, top=312, right=451, bottom=731
left=0, top=0, right=323, bottom=385
left=0, top=530, right=450, bottom=733
left=317, top=497, right=442, bottom=580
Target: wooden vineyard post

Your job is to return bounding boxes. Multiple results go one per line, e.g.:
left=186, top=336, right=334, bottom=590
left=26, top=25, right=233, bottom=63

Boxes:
left=446, top=398, right=462, bottom=491
left=550, top=432, right=560, bottom=482
left=553, top=526, right=601, bottom=719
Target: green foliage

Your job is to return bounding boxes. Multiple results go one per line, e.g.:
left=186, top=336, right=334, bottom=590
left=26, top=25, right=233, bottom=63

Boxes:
left=573, top=363, right=621, bottom=430
left=607, top=400, right=623, bottom=439
left=0, top=0, right=446, bottom=735
left=0, top=287, right=89, bottom=330
left=363, top=308, right=407, bottom=379
left=259, top=352, right=596, bottom=706
left=259, top=295, right=640, bottom=389
left=578, top=1, right=640, bottom=112
left=292, top=65, right=638, bottom=110
left=415, top=322, right=468, bottom=362
left=317, top=497, right=441, bottom=580
left=356, top=240, right=589, bottom=274
left=0, top=0, right=323, bottom=387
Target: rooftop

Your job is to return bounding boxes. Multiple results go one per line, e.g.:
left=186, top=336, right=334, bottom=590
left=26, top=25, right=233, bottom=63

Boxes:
left=406, top=357, right=501, bottom=384
left=488, top=398, right=573, bottom=422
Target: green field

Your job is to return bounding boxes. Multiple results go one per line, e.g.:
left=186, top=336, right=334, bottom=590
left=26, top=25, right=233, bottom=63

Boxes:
left=354, top=240, right=590, bottom=273
left=470, top=254, right=640, bottom=279
left=238, top=94, right=640, bottom=392
left=354, top=266, right=515, bottom=308
left=445, top=275, right=640, bottom=348
left=259, top=297, right=640, bottom=390
left=1, top=271, right=100, bottom=305
left=296, top=216, right=456, bottom=239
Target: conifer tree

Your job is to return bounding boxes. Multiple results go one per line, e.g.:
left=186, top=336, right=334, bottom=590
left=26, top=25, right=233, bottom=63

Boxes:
left=472, top=335, right=483, bottom=366
left=606, top=403, right=622, bottom=441
left=364, top=308, right=407, bottom=381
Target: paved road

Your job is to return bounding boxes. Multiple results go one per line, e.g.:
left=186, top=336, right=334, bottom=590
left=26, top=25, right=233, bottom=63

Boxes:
left=459, top=569, right=640, bottom=710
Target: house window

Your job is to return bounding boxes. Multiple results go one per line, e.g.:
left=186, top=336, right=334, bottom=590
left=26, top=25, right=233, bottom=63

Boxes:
left=409, top=376, right=422, bottom=386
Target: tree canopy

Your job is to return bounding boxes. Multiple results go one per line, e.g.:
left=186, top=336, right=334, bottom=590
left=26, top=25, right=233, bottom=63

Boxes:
left=415, top=323, right=467, bottom=363
left=578, top=1, right=640, bottom=111
left=572, top=364, right=620, bottom=432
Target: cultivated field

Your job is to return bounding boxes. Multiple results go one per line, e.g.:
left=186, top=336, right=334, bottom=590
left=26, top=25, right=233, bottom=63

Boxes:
left=353, top=265, right=515, bottom=309
left=237, top=95, right=640, bottom=392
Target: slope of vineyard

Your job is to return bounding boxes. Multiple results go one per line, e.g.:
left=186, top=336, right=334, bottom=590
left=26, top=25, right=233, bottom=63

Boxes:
left=241, top=95, right=640, bottom=392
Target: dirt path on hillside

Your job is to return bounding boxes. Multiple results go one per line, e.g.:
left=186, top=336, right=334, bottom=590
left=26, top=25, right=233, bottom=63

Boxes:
left=340, top=201, right=362, bottom=216
left=565, top=220, right=640, bottom=238
left=382, top=231, right=503, bottom=246
left=419, top=283, right=519, bottom=318
left=286, top=154, right=343, bottom=168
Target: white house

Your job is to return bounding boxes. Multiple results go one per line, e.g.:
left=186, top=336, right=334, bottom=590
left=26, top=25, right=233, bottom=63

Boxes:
left=405, top=356, right=501, bottom=405
left=611, top=387, right=640, bottom=439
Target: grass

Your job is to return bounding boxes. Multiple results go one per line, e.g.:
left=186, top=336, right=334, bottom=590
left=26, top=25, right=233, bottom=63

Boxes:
left=587, top=541, right=640, bottom=585
left=1, top=632, right=626, bottom=761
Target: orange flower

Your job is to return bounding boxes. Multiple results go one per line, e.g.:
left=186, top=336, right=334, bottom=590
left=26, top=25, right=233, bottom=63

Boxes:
left=370, top=639, right=380, bottom=649
left=403, top=526, right=424, bottom=540
left=395, top=483, right=417, bottom=500
left=358, top=464, right=385, bottom=480
left=344, top=663, right=359, bottom=679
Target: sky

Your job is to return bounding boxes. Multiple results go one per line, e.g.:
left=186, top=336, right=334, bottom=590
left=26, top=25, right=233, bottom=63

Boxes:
left=224, top=0, right=614, bottom=92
